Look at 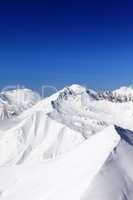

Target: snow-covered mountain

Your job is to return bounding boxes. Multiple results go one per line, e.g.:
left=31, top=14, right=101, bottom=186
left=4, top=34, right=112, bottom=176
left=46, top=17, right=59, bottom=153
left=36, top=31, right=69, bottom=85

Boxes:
left=50, top=84, right=133, bottom=137
left=0, top=88, right=41, bottom=120
left=0, top=84, right=133, bottom=199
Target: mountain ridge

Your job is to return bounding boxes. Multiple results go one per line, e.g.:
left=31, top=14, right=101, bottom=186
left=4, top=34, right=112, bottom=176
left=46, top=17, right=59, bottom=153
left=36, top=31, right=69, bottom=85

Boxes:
left=0, top=84, right=133, bottom=199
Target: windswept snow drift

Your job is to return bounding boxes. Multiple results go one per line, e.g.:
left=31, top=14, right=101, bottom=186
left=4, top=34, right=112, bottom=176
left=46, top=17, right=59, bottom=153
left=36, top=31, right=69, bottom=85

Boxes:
left=0, top=84, right=133, bottom=199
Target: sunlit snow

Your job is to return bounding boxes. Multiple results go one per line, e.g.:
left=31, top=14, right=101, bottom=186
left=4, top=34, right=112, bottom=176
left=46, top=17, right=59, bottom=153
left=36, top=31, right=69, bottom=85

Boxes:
left=0, top=84, right=133, bottom=199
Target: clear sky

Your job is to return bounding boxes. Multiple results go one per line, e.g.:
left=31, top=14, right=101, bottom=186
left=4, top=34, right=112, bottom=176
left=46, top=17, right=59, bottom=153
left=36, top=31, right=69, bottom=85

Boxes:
left=0, top=0, right=132, bottom=91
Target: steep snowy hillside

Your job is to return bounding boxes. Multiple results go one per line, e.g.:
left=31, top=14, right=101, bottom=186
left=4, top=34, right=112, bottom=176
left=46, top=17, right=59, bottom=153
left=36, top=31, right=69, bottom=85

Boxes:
left=0, top=84, right=133, bottom=200
left=0, top=110, right=83, bottom=166
left=0, top=126, right=120, bottom=200
left=82, top=126, right=133, bottom=200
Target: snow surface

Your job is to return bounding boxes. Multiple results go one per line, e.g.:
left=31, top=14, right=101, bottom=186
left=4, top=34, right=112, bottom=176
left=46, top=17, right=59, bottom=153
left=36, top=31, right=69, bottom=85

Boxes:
left=0, top=126, right=120, bottom=200
left=0, top=110, right=83, bottom=166
left=50, top=85, right=133, bottom=137
left=113, top=85, right=133, bottom=96
left=0, top=88, right=41, bottom=120
left=0, top=84, right=133, bottom=199
left=82, top=126, right=133, bottom=200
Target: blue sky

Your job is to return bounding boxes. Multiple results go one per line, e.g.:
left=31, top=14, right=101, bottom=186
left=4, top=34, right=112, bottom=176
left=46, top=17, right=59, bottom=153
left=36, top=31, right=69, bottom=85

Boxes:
left=0, top=0, right=132, bottom=91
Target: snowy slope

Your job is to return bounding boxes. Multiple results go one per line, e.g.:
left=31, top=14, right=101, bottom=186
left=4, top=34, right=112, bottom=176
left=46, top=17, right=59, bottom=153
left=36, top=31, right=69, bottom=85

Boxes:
left=0, top=84, right=133, bottom=199
left=0, top=110, right=83, bottom=166
left=113, top=85, right=133, bottom=99
left=82, top=126, right=133, bottom=200
left=0, top=126, right=120, bottom=200
left=0, top=88, right=41, bottom=120
left=50, top=85, right=133, bottom=137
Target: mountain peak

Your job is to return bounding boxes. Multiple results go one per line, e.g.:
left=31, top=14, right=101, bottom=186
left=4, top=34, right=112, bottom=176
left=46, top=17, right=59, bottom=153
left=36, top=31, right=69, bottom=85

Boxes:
left=69, top=84, right=86, bottom=94
left=113, top=86, right=133, bottom=96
